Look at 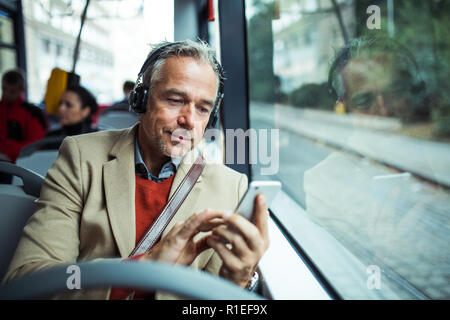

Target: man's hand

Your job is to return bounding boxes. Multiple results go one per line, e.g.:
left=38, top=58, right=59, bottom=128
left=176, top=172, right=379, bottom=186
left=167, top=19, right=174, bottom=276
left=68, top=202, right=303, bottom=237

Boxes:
left=206, top=194, right=270, bottom=288
left=140, top=209, right=225, bottom=266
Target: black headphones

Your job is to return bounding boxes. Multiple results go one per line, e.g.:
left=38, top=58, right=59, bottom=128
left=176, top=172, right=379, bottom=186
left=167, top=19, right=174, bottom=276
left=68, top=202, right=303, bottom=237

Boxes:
left=129, top=41, right=225, bottom=129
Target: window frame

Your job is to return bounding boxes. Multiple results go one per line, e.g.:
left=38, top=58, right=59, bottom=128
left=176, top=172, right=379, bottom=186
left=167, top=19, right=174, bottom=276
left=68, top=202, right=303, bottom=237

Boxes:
left=218, top=0, right=343, bottom=300
left=0, top=0, right=27, bottom=81
left=217, top=0, right=421, bottom=300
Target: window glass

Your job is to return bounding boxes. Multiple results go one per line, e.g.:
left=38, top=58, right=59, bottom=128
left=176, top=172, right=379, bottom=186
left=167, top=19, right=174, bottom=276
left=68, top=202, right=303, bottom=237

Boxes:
left=0, top=48, right=17, bottom=74
left=0, top=11, right=15, bottom=45
left=245, top=0, right=450, bottom=299
left=23, top=0, right=173, bottom=104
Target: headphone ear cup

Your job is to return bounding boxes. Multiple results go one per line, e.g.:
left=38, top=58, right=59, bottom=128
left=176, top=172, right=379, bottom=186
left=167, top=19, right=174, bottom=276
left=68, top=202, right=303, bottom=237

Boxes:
left=129, top=86, right=149, bottom=114
left=139, top=88, right=149, bottom=114
left=129, top=90, right=138, bottom=112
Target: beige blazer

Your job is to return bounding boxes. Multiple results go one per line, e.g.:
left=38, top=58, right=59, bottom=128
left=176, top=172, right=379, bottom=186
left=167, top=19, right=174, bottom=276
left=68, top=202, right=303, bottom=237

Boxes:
left=4, top=125, right=248, bottom=299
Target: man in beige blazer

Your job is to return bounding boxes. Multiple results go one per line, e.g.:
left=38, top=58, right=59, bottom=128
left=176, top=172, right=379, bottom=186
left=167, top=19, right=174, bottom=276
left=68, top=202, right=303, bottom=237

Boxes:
left=4, top=40, right=269, bottom=299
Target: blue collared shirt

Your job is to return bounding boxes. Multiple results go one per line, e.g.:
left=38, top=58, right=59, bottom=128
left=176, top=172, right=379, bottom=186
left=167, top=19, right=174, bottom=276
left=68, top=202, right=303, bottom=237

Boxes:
left=134, top=137, right=181, bottom=182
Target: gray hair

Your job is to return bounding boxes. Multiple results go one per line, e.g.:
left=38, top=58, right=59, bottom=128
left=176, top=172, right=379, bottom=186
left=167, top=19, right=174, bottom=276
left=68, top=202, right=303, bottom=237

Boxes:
left=141, top=40, right=223, bottom=97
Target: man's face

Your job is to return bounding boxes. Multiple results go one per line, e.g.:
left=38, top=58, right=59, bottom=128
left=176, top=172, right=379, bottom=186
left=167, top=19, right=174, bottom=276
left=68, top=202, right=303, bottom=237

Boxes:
left=139, top=56, right=217, bottom=159
left=340, top=54, right=410, bottom=118
left=1, top=81, right=23, bottom=103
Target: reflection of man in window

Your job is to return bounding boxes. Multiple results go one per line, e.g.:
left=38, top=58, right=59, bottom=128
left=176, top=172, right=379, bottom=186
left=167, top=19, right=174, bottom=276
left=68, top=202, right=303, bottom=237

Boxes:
left=328, top=37, right=426, bottom=122
left=303, top=37, right=448, bottom=299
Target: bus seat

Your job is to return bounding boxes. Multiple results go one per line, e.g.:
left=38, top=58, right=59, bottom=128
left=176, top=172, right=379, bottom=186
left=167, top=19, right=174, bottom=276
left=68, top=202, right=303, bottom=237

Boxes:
left=19, top=136, right=66, bottom=157
left=0, top=162, right=44, bottom=197
left=0, top=162, right=43, bottom=281
left=98, top=111, right=139, bottom=130
left=15, top=151, right=58, bottom=181
left=0, top=260, right=264, bottom=300
left=12, top=137, right=63, bottom=182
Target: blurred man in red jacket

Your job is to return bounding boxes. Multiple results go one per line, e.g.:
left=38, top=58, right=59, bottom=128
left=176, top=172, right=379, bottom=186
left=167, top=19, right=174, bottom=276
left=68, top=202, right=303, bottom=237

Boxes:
left=0, top=69, right=47, bottom=164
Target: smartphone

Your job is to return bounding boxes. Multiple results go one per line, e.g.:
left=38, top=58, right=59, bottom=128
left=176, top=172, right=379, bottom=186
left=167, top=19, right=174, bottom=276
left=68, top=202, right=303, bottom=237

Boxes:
left=234, top=181, right=282, bottom=221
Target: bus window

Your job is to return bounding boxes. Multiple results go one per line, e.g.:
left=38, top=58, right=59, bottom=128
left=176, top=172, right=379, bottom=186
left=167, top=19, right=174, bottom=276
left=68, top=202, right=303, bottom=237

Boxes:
left=0, top=10, right=18, bottom=74
left=21, top=0, right=173, bottom=106
left=244, top=0, right=450, bottom=299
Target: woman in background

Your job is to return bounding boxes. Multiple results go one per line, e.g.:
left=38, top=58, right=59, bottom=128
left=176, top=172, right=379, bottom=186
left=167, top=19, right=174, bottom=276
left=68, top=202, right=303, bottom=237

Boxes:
left=43, top=85, right=98, bottom=149
left=48, top=85, right=98, bottom=137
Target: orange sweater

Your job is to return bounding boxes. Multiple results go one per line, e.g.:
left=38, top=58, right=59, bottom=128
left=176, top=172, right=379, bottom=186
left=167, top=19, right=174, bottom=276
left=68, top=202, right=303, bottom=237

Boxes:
left=109, top=173, right=175, bottom=300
